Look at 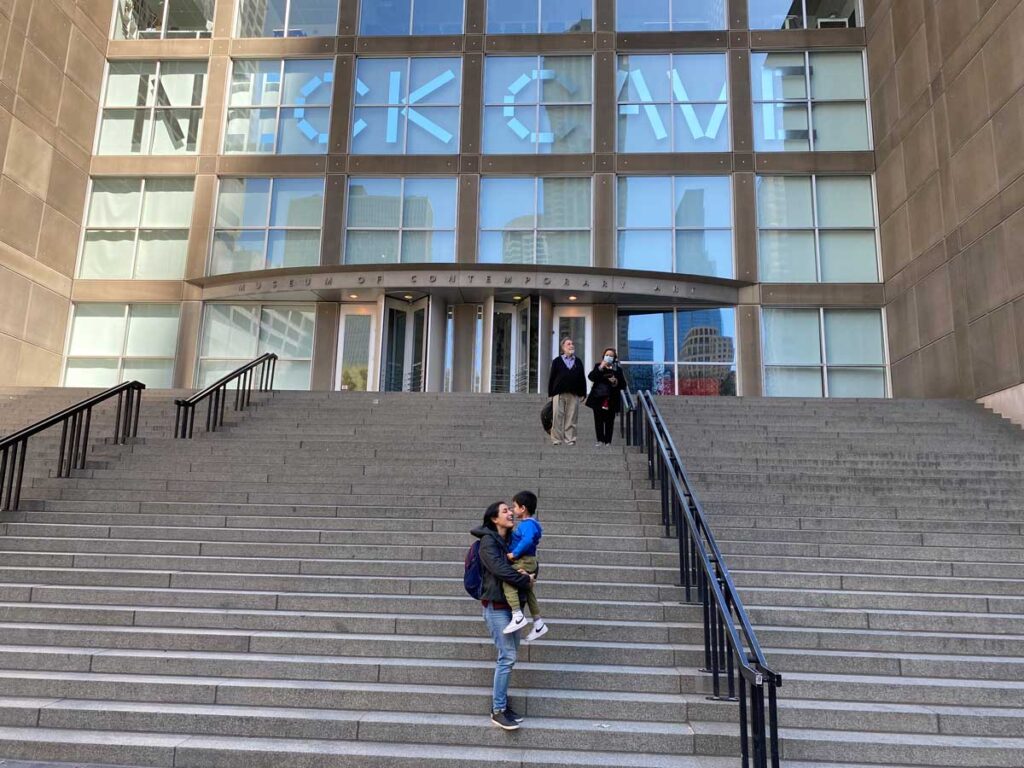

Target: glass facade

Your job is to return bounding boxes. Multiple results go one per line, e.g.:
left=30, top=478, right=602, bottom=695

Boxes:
left=225, top=59, right=333, bottom=154
left=77, top=0, right=885, bottom=398
left=618, top=308, right=737, bottom=396
left=352, top=57, right=462, bottom=154
left=98, top=61, right=206, bottom=155
left=617, top=176, right=732, bottom=278
left=487, top=0, right=593, bottom=34
left=360, top=0, right=464, bottom=35
left=762, top=308, right=886, bottom=397
left=749, top=0, right=861, bottom=30
left=237, top=0, right=339, bottom=37
left=199, top=304, right=316, bottom=389
left=483, top=56, right=592, bottom=154
left=79, top=178, right=194, bottom=280
left=757, top=175, right=878, bottom=282
left=479, top=178, right=591, bottom=266
left=616, top=0, right=725, bottom=31
left=617, top=54, right=729, bottom=152
left=65, top=304, right=181, bottom=388
left=346, top=177, right=457, bottom=264
left=114, top=0, right=214, bottom=39
left=211, top=178, right=325, bottom=275
left=752, top=51, right=869, bottom=151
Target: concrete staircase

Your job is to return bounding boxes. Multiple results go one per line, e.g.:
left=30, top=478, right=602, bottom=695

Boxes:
left=0, top=389, right=748, bottom=768
left=657, top=397, right=1024, bottom=768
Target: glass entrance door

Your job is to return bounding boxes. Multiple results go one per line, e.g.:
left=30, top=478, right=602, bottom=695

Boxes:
left=337, top=306, right=376, bottom=391
left=382, top=297, right=429, bottom=392
left=492, top=304, right=514, bottom=393
left=552, top=305, right=593, bottom=369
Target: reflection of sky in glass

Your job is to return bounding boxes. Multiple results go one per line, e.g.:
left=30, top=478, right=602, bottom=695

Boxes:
left=619, top=312, right=669, bottom=361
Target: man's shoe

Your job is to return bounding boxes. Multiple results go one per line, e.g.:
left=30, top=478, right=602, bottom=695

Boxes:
left=491, top=710, right=521, bottom=730
left=503, top=612, right=529, bottom=634
left=525, top=622, right=549, bottom=642
left=504, top=706, right=525, bottom=723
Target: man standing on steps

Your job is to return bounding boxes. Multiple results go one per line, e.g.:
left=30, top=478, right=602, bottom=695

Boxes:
left=471, top=501, right=535, bottom=731
left=548, top=337, right=587, bottom=446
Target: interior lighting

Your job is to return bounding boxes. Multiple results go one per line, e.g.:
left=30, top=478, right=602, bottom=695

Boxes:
left=349, top=294, right=359, bottom=299
left=568, top=295, right=578, bottom=301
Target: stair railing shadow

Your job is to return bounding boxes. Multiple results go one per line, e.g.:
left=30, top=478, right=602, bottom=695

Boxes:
left=622, top=388, right=782, bottom=768
left=0, top=381, right=145, bottom=511
left=174, top=353, right=277, bottom=438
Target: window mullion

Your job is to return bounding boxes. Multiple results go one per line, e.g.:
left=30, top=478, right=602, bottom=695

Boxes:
left=804, top=52, right=814, bottom=150
left=265, top=178, right=275, bottom=270
left=121, top=303, right=132, bottom=378
left=283, top=0, right=291, bottom=38
left=161, top=0, right=171, bottom=38
left=134, top=178, right=146, bottom=277
left=819, top=307, right=828, bottom=397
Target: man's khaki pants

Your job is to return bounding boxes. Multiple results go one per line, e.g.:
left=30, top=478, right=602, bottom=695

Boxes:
left=552, top=393, right=580, bottom=445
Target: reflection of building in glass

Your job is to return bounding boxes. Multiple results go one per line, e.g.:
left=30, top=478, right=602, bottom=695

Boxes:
left=680, top=327, right=734, bottom=363
left=540, top=57, right=590, bottom=153
left=676, top=189, right=715, bottom=276
left=348, top=184, right=436, bottom=260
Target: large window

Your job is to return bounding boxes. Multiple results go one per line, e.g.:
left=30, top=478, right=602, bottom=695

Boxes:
left=236, top=0, right=339, bottom=37
left=757, top=175, right=877, bottom=282
left=749, top=0, right=861, bottom=30
left=483, top=56, right=592, bottom=154
left=346, top=177, right=457, bottom=264
left=64, top=304, right=180, bottom=388
left=360, top=0, right=463, bottom=35
left=479, top=177, right=591, bottom=266
left=211, top=178, right=325, bottom=275
left=487, top=0, right=592, bottom=33
left=618, top=308, right=736, bottom=396
left=225, top=59, right=333, bottom=154
left=751, top=51, right=869, bottom=151
left=762, top=308, right=886, bottom=397
left=617, top=54, right=729, bottom=153
left=79, top=178, right=194, bottom=280
left=352, top=57, right=462, bottom=155
left=616, top=0, right=725, bottom=31
left=199, top=304, right=315, bottom=390
left=617, top=176, right=732, bottom=279
left=98, top=61, right=206, bottom=155
left=113, top=0, right=213, bottom=39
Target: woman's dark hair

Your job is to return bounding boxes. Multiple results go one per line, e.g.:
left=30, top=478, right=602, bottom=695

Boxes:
left=603, top=348, right=618, bottom=359
left=482, top=501, right=504, bottom=531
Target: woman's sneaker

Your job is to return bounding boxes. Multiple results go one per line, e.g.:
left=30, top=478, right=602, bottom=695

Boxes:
left=491, top=710, right=521, bottom=730
left=503, top=611, right=528, bottom=634
left=504, top=706, right=525, bottom=723
left=525, top=620, right=549, bottom=642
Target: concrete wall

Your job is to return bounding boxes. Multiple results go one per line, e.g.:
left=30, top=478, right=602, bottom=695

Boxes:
left=0, top=0, right=110, bottom=385
left=867, top=0, right=1024, bottom=414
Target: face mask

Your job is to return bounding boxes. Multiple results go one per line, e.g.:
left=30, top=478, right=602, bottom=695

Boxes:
left=603, top=355, right=615, bottom=364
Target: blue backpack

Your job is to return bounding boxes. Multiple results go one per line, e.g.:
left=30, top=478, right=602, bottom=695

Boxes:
left=464, top=540, right=483, bottom=599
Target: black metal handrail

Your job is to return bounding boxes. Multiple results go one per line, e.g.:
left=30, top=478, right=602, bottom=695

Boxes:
left=174, top=354, right=277, bottom=438
left=632, top=390, right=780, bottom=768
left=0, top=381, right=145, bottom=511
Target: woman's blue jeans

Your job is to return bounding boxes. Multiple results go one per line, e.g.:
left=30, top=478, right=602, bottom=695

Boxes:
left=482, top=603, right=520, bottom=713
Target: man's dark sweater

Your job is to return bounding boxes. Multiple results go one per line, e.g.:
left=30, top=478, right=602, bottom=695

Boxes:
left=548, top=356, right=587, bottom=397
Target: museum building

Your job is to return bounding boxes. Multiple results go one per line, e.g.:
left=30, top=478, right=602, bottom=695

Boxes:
left=10, top=0, right=1019, bottom=409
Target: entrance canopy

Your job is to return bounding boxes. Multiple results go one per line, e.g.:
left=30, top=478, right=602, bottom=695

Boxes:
left=191, top=263, right=747, bottom=307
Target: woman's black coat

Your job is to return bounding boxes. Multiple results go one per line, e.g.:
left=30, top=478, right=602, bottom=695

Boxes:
left=585, top=363, right=628, bottom=413
left=470, top=524, right=532, bottom=604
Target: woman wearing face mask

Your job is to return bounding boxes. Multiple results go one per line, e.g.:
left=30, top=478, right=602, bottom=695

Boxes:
left=585, top=348, right=628, bottom=446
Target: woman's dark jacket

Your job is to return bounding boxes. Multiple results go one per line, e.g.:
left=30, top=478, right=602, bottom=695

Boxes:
left=470, top=525, right=532, bottom=604
left=585, top=363, right=628, bottom=413
left=548, top=356, right=587, bottom=398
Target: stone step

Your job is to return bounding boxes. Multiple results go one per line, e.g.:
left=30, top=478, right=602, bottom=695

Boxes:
left=0, top=725, right=733, bottom=768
